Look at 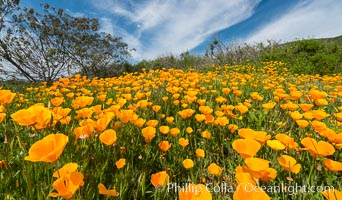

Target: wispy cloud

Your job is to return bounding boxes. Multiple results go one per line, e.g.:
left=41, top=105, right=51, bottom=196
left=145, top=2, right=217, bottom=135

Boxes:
left=245, top=0, right=342, bottom=44
left=91, top=0, right=261, bottom=60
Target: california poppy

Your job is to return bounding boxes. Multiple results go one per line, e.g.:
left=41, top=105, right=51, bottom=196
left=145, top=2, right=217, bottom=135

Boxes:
left=98, top=183, right=119, bottom=197
left=141, top=126, right=156, bottom=143
left=207, top=163, right=222, bottom=176
left=150, top=171, right=169, bottom=188
left=234, top=183, right=270, bottom=200
left=178, top=184, right=212, bottom=200
left=195, top=149, right=205, bottom=158
left=301, top=137, right=335, bottom=158
left=159, top=141, right=171, bottom=152
left=277, top=155, right=301, bottom=174
left=183, top=159, right=194, bottom=169
left=99, top=129, right=117, bottom=145
left=49, top=172, right=84, bottom=199
left=25, top=133, right=68, bottom=163
left=115, top=158, right=126, bottom=169
left=232, top=139, right=261, bottom=159
left=267, top=140, right=286, bottom=150
left=323, top=159, right=342, bottom=172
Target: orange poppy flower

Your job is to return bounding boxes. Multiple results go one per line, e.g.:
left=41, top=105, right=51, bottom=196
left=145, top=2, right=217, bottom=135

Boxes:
left=170, top=127, right=180, bottom=137
left=165, top=116, right=174, bottom=124
left=151, top=171, right=170, bottom=188
left=299, top=103, right=314, bottom=112
left=178, top=184, right=212, bottom=200
left=301, top=137, right=335, bottom=158
left=308, top=90, right=328, bottom=100
left=234, top=103, right=248, bottom=114
left=50, top=97, right=64, bottom=107
left=277, top=155, right=301, bottom=174
left=195, top=149, right=205, bottom=158
left=0, top=113, right=6, bottom=123
left=275, top=134, right=298, bottom=150
left=99, top=129, right=117, bottom=145
left=71, top=96, right=94, bottom=109
left=262, top=102, right=277, bottom=110
left=207, top=163, right=222, bottom=176
left=141, top=126, right=156, bottom=143
left=152, top=105, right=161, bottom=112
left=295, top=119, right=309, bottom=128
left=25, top=133, right=68, bottom=163
left=183, top=159, right=194, bottom=169
left=179, top=138, right=189, bottom=148
left=98, top=183, right=119, bottom=197
left=290, top=90, right=303, bottom=100
left=115, top=158, right=126, bottom=169
left=201, top=130, right=211, bottom=139
left=195, top=114, right=206, bottom=122
left=322, top=189, right=342, bottom=200
left=323, top=159, right=342, bottom=172
left=146, top=119, right=158, bottom=127
left=238, top=129, right=271, bottom=145
left=312, top=110, right=330, bottom=120
left=214, top=116, right=229, bottom=127
left=199, top=106, right=213, bottom=115
left=186, top=127, right=193, bottom=134
left=159, top=126, right=170, bottom=134
left=228, top=124, right=239, bottom=133
left=290, top=111, right=303, bottom=120
left=178, top=109, right=195, bottom=119
left=159, top=141, right=171, bottom=152
left=235, top=172, right=256, bottom=185
left=0, top=90, right=16, bottom=105
left=11, top=104, right=54, bottom=130
left=53, top=163, right=78, bottom=178
left=96, top=112, right=114, bottom=132
left=49, top=172, right=84, bottom=199
left=232, top=139, right=261, bottom=159
left=234, top=183, right=270, bottom=200
left=315, top=99, right=329, bottom=106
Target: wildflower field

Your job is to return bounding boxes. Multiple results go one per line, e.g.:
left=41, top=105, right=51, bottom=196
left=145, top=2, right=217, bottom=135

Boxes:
left=0, top=61, right=341, bottom=200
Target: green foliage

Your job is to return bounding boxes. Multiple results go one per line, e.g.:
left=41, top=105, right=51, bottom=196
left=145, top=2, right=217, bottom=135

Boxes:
left=0, top=3, right=131, bottom=82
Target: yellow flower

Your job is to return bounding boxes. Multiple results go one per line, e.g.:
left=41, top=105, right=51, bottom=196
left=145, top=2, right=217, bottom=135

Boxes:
left=266, top=140, right=286, bottom=150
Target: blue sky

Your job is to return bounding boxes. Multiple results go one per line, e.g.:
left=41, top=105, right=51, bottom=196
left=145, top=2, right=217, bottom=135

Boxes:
left=22, top=0, right=342, bottom=61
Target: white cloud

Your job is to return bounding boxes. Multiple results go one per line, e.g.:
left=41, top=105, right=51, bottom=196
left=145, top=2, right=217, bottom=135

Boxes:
left=91, top=0, right=261, bottom=60
left=99, top=17, right=114, bottom=35
left=245, top=0, right=342, bottom=44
